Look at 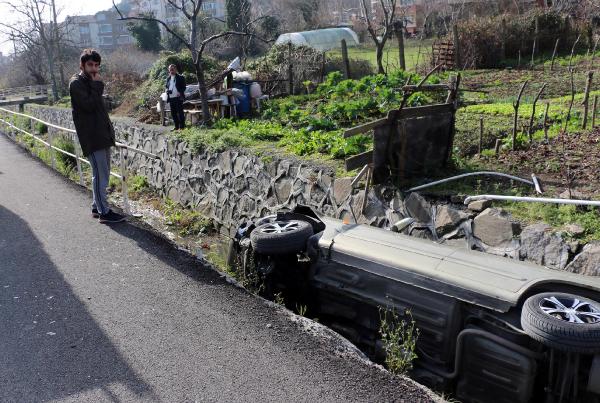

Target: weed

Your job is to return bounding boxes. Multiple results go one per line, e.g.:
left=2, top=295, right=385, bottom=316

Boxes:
left=379, top=307, right=419, bottom=375
left=162, top=198, right=214, bottom=237
left=108, top=175, right=121, bottom=193
left=274, top=292, right=285, bottom=306
left=128, top=175, right=150, bottom=199
left=296, top=304, right=308, bottom=316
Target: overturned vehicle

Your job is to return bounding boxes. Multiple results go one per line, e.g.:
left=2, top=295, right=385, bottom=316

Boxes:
left=228, top=206, right=600, bottom=403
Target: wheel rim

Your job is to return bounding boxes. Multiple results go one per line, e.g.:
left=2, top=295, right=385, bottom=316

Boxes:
left=259, top=221, right=300, bottom=234
left=539, top=295, right=600, bottom=324
left=256, top=215, right=277, bottom=227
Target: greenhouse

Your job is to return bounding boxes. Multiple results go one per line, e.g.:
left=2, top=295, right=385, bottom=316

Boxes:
left=275, top=28, right=360, bottom=52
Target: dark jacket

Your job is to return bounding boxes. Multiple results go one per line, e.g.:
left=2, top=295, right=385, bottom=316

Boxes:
left=165, top=74, right=186, bottom=101
left=69, top=73, right=115, bottom=156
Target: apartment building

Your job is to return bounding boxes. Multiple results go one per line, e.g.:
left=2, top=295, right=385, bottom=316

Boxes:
left=65, top=1, right=226, bottom=52
left=65, top=9, right=134, bottom=52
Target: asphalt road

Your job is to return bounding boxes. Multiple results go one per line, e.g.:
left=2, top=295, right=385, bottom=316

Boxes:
left=0, top=133, right=436, bottom=403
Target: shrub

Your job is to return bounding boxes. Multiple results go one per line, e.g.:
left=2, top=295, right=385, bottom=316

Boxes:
left=52, top=135, right=76, bottom=172
left=35, top=121, right=48, bottom=134
left=456, top=10, right=588, bottom=69
left=379, top=308, right=419, bottom=375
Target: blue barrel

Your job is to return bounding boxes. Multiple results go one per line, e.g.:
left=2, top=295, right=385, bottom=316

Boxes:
left=233, top=82, right=251, bottom=115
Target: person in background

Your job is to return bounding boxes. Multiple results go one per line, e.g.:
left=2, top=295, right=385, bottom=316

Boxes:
left=165, top=64, right=186, bottom=131
left=69, top=48, right=125, bottom=224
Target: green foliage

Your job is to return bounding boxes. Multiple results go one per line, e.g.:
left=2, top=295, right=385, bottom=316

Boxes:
left=379, top=308, right=419, bottom=375
left=35, top=121, right=48, bottom=134
left=127, top=13, right=162, bottom=52
left=128, top=175, right=150, bottom=200
left=136, top=50, right=222, bottom=109
left=504, top=202, right=600, bottom=243
left=52, top=136, right=76, bottom=173
left=163, top=198, right=214, bottom=237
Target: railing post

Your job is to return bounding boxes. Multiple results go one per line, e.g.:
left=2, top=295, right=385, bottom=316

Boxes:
left=48, top=129, right=55, bottom=169
left=120, top=147, right=130, bottom=215
left=159, top=99, right=166, bottom=126
left=75, top=138, right=84, bottom=186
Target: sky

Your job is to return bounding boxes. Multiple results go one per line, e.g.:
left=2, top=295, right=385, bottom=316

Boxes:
left=0, top=0, right=116, bottom=55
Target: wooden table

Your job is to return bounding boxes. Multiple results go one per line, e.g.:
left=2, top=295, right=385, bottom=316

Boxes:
left=183, top=98, right=226, bottom=123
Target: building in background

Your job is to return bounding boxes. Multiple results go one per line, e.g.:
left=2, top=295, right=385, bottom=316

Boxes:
left=65, top=9, right=134, bottom=52
left=65, top=0, right=227, bottom=53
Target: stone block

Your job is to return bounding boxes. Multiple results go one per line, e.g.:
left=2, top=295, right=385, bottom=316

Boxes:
left=405, top=193, right=432, bottom=223
left=519, top=223, right=570, bottom=270
left=566, top=242, right=600, bottom=276
left=473, top=208, right=521, bottom=247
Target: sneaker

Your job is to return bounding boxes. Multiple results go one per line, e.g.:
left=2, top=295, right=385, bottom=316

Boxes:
left=99, top=210, right=126, bottom=224
left=92, top=208, right=100, bottom=218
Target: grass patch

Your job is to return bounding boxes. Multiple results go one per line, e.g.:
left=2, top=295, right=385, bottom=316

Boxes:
left=504, top=202, right=600, bottom=243
left=162, top=198, right=214, bottom=237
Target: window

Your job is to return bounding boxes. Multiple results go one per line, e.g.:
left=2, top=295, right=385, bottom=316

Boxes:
left=100, top=36, right=113, bottom=45
left=100, top=24, right=112, bottom=34
left=79, top=25, right=90, bottom=34
left=117, top=35, right=131, bottom=44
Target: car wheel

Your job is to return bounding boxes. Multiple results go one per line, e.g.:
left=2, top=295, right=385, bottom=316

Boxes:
left=521, top=292, right=600, bottom=353
left=250, top=220, right=313, bottom=255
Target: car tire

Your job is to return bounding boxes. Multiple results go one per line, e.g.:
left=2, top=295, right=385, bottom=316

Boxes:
left=250, top=219, right=313, bottom=255
left=520, top=292, right=600, bottom=353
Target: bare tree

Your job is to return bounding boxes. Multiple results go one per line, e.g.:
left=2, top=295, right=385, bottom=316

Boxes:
left=361, top=0, right=398, bottom=74
left=113, top=0, right=267, bottom=124
left=0, top=0, right=67, bottom=100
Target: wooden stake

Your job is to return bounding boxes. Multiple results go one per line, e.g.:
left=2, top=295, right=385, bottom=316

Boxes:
left=528, top=83, right=547, bottom=139
left=479, top=117, right=483, bottom=156
left=593, top=95, right=598, bottom=128
left=501, top=18, right=506, bottom=61
left=361, top=165, right=372, bottom=216
left=569, top=34, right=581, bottom=71
left=319, top=52, right=326, bottom=84
left=564, top=69, right=575, bottom=132
left=396, top=23, right=406, bottom=71
left=582, top=71, right=594, bottom=129
left=512, top=80, right=528, bottom=150
left=494, top=139, right=502, bottom=157
left=543, top=103, right=550, bottom=143
left=288, top=42, right=294, bottom=95
left=453, top=24, right=460, bottom=70
left=341, top=39, right=351, bottom=79
left=550, top=38, right=559, bottom=72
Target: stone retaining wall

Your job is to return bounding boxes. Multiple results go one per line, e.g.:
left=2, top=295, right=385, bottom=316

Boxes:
left=23, top=105, right=600, bottom=275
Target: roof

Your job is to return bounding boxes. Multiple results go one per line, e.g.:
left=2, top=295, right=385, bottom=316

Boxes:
left=275, top=28, right=360, bottom=51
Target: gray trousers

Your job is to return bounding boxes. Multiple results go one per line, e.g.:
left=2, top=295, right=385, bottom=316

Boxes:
left=89, top=147, right=111, bottom=215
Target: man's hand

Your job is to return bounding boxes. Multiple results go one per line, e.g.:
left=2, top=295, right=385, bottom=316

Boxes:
left=91, top=72, right=102, bottom=82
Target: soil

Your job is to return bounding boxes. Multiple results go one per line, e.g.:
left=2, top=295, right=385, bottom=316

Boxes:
left=483, top=128, right=600, bottom=198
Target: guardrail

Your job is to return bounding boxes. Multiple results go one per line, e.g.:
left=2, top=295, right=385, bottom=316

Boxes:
left=0, top=106, right=159, bottom=215
left=0, top=85, right=50, bottom=99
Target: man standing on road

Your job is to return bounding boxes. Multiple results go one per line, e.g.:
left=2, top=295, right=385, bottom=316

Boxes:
left=69, top=48, right=125, bottom=224
left=165, top=64, right=186, bottom=131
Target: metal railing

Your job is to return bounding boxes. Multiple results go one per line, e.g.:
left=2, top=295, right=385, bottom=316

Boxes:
left=0, top=106, right=159, bottom=215
left=0, top=85, right=50, bottom=99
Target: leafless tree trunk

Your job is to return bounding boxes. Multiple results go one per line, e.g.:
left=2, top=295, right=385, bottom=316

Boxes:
left=0, top=0, right=62, bottom=101
left=361, top=0, right=399, bottom=74
left=113, top=0, right=268, bottom=124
